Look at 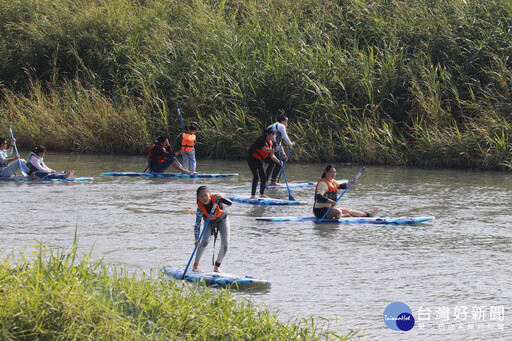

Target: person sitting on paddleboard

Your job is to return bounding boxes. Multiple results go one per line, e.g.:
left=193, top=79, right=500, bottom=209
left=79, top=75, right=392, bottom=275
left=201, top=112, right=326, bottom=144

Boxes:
left=26, top=146, right=75, bottom=179
left=193, top=186, right=232, bottom=273
left=149, top=136, right=192, bottom=174
left=265, top=112, right=295, bottom=186
left=313, top=164, right=379, bottom=219
left=0, top=137, right=30, bottom=177
left=247, top=127, right=282, bottom=198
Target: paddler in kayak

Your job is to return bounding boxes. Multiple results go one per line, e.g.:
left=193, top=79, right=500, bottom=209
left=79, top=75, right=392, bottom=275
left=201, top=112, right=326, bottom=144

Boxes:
left=193, top=186, right=232, bottom=273
left=149, top=136, right=193, bottom=174
left=314, top=164, right=379, bottom=219
left=0, top=137, right=30, bottom=177
left=247, top=127, right=282, bottom=198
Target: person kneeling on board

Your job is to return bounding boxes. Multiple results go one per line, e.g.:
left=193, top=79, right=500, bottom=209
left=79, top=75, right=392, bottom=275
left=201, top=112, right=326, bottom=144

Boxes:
left=149, top=136, right=193, bottom=174
left=314, top=164, right=379, bottom=219
left=193, top=186, right=232, bottom=273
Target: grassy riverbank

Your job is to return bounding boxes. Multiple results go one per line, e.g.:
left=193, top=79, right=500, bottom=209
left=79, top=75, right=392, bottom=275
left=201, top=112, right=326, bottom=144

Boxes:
left=0, top=241, right=355, bottom=340
left=0, top=0, right=511, bottom=169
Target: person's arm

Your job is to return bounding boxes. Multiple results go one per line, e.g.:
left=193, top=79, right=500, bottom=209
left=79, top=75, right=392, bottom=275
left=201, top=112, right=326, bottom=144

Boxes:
left=269, top=152, right=282, bottom=165
left=194, top=207, right=203, bottom=241
left=215, top=194, right=232, bottom=206
left=335, top=179, right=351, bottom=190
left=278, top=123, right=293, bottom=147
left=29, top=157, right=53, bottom=172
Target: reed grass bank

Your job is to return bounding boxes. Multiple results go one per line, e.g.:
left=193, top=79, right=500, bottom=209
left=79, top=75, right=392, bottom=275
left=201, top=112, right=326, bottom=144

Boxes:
left=0, top=242, right=355, bottom=340
left=0, top=0, right=511, bottom=169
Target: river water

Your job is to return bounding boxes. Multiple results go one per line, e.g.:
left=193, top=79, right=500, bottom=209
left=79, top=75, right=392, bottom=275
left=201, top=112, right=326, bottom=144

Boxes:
left=1, top=152, right=510, bottom=340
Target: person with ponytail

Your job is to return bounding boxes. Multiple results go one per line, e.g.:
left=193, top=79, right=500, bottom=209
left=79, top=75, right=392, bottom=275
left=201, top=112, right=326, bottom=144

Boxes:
left=26, top=146, right=75, bottom=179
left=313, top=164, right=378, bottom=219
left=247, top=127, right=281, bottom=198
left=192, top=186, right=232, bottom=273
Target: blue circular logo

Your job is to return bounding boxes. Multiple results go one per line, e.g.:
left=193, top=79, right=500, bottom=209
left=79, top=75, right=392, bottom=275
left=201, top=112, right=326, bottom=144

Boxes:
left=383, top=302, right=415, bottom=331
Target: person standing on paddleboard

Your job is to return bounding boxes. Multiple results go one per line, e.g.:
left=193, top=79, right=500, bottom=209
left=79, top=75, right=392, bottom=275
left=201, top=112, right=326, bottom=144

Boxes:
left=181, top=124, right=197, bottom=172
left=265, top=113, right=295, bottom=186
left=313, top=165, right=379, bottom=219
left=193, top=186, right=232, bottom=273
left=149, top=136, right=192, bottom=174
left=247, top=128, right=282, bottom=198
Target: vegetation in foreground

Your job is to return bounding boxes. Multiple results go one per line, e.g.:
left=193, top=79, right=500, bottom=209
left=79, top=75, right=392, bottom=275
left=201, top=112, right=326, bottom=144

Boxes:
left=0, top=241, right=357, bottom=340
left=0, top=0, right=511, bottom=170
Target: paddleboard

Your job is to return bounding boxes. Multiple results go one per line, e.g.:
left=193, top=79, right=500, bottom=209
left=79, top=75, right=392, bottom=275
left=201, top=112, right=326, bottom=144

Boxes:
left=255, top=216, right=435, bottom=225
left=162, top=266, right=271, bottom=289
left=233, top=180, right=348, bottom=190
left=0, top=177, right=93, bottom=182
left=225, top=194, right=306, bottom=205
left=101, top=172, right=238, bottom=178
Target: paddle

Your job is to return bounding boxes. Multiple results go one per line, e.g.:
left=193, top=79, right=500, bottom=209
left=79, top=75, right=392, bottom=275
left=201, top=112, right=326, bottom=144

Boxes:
left=318, top=167, right=366, bottom=222
left=276, top=145, right=292, bottom=183
left=276, top=148, right=295, bottom=201
left=7, top=126, right=28, bottom=177
left=176, top=103, right=185, bottom=133
left=182, top=201, right=219, bottom=279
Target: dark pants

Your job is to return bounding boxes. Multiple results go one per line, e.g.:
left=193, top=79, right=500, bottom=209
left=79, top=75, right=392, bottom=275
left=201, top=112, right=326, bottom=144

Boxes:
left=247, top=157, right=266, bottom=196
left=265, top=158, right=281, bottom=182
left=313, top=207, right=329, bottom=219
left=151, top=156, right=177, bottom=173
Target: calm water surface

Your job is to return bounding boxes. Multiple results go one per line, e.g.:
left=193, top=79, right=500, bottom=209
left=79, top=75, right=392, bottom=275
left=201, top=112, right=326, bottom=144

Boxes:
left=1, top=152, right=510, bottom=340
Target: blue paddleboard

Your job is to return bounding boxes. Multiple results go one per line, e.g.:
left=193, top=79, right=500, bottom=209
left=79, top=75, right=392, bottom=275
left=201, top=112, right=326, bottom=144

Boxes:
left=162, top=266, right=271, bottom=289
left=224, top=194, right=306, bottom=205
left=101, top=172, right=238, bottom=178
left=0, top=177, right=93, bottom=182
left=233, top=180, right=348, bottom=190
left=255, top=216, right=435, bottom=225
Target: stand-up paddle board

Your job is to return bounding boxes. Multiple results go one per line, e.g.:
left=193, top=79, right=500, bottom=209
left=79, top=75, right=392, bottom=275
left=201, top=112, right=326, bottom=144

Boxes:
left=224, top=194, right=306, bottom=205
left=233, top=180, right=348, bottom=190
left=255, top=216, right=435, bottom=225
left=0, top=177, right=93, bottom=182
left=101, top=172, right=238, bottom=178
left=162, top=266, right=271, bottom=289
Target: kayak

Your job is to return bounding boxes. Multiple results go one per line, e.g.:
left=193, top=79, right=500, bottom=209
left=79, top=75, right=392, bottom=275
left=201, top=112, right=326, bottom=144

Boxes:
left=255, top=216, right=435, bottom=225
left=225, top=194, right=306, bottom=205
left=162, top=266, right=271, bottom=289
left=0, top=177, right=93, bottom=182
left=233, top=180, right=348, bottom=190
left=101, top=172, right=238, bottom=178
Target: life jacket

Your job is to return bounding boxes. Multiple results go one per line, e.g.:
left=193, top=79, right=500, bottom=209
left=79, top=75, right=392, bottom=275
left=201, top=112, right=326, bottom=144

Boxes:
left=197, top=194, right=225, bottom=221
left=250, top=139, right=273, bottom=161
left=149, top=145, right=166, bottom=165
left=26, top=152, right=43, bottom=173
left=181, top=133, right=196, bottom=153
left=314, top=178, right=338, bottom=202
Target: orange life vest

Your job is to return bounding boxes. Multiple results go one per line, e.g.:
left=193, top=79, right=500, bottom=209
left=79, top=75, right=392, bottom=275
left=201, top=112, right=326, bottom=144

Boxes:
left=315, top=178, right=338, bottom=201
left=149, top=145, right=166, bottom=164
left=251, top=139, right=273, bottom=161
left=197, top=193, right=224, bottom=220
left=181, top=133, right=196, bottom=153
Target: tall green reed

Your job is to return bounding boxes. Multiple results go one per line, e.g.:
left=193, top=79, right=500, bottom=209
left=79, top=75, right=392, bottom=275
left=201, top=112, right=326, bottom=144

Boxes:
left=0, top=240, right=355, bottom=340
